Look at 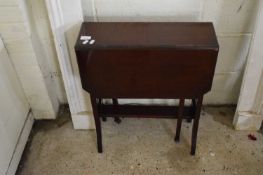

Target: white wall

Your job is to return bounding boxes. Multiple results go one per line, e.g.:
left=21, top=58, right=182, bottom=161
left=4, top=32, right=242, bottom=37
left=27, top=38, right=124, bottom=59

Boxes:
left=234, top=0, right=263, bottom=130
left=81, top=0, right=259, bottom=105
left=28, top=0, right=67, bottom=104
left=0, top=0, right=65, bottom=119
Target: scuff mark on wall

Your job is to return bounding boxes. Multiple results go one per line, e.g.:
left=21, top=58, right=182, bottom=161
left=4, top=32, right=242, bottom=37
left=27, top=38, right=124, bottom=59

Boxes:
left=237, top=0, right=246, bottom=13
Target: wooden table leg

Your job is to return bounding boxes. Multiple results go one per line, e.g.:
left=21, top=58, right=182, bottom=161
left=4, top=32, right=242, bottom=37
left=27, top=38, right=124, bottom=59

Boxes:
left=187, top=99, right=196, bottom=123
left=175, top=98, right=185, bottom=142
left=190, top=96, right=203, bottom=155
left=91, top=94, right=103, bottom=153
left=113, top=98, right=121, bottom=124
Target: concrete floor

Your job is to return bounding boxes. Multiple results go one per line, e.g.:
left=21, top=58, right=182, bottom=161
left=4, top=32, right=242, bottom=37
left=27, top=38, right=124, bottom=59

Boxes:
left=16, top=106, right=263, bottom=175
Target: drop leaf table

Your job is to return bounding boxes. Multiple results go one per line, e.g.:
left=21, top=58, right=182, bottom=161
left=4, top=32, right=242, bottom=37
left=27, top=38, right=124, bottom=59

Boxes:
left=75, top=22, right=219, bottom=155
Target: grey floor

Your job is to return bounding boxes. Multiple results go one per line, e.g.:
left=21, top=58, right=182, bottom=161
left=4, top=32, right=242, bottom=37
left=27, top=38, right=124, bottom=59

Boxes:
left=16, top=106, right=263, bottom=175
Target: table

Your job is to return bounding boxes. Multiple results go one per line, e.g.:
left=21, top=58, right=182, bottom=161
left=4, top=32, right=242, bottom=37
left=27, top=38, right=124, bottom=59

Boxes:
left=75, top=22, right=219, bottom=155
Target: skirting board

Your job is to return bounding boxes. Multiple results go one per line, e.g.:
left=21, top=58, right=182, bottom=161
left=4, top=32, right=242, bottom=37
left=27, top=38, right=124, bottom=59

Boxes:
left=72, top=112, right=95, bottom=129
left=6, top=112, right=34, bottom=175
left=234, top=111, right=263, bottom=130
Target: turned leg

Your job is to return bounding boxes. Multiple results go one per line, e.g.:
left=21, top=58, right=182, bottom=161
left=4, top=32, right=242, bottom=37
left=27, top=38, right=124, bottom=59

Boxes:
left=190, top=96, right=203, bottom=155
left=90, top=94, right=103, bottom=153
left=113, top=98, right=121, bottom=124
left=175, top=98, right=185, bottom=142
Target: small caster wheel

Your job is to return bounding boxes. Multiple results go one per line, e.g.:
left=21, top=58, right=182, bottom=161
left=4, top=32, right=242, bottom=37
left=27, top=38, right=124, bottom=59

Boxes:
left=186, top=118, right=192, bottom=123
left=102, top=116, right=107, bottom=122
left=114, top=117, right=121, bottom=124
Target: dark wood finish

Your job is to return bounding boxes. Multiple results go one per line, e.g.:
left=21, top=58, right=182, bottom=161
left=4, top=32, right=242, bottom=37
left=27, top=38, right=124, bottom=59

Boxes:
left=112, top=99, right=121, bottom=123
left=191, top=97, right=203, bottom=155
left=75, top=22, right=218, bottom=50
left=98, top=104, right=194, bottom=119
left=175, top=99, right=185, bottom=142
left=75, top=22, right=219, bottom=155
left=187, top=99, right=197, bottom=123
left=90, top=95, right=102, bottom=153
left=76, top=49, right=218, bottom=98
left=98, top=99, right=107, bottom=122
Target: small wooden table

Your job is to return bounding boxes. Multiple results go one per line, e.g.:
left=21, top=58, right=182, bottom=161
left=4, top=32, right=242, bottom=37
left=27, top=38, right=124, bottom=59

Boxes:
left=75, top=22, right=219, bottom=155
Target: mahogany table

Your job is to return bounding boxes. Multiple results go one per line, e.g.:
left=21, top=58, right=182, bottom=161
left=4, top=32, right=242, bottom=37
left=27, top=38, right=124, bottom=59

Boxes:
left=75, top=22, right=219, bottom=155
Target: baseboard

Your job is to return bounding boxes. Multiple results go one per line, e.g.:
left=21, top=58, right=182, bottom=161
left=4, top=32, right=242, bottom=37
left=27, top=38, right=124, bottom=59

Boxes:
left=6, top=112, right=34, bottom=175
left=71, top=112, right=95, bottom=129
left=234, top=111, right=263, bottom=130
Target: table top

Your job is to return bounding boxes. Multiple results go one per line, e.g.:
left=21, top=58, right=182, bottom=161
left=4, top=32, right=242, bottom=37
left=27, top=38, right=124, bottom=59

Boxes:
left=75, top=22, right=219, bottom=50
